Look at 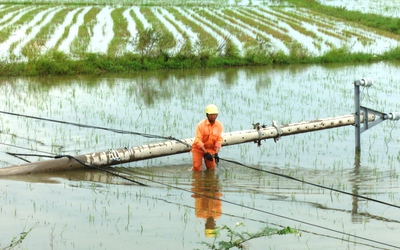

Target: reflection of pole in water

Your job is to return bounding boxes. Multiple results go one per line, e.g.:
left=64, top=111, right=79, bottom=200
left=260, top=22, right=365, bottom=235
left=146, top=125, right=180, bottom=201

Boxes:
left=351, top=152, right=369, bottom=223
left=191, top=170, right=222, bottom=237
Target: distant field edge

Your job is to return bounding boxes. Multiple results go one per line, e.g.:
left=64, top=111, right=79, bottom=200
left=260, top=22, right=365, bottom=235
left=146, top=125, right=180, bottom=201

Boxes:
left=1, top=47, right=400, bottom=77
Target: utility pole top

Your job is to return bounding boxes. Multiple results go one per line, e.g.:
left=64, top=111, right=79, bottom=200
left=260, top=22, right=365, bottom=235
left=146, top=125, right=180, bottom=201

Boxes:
left=354, top=78, right=373, bottom=87
left=354, top=78, right=399, bottom=153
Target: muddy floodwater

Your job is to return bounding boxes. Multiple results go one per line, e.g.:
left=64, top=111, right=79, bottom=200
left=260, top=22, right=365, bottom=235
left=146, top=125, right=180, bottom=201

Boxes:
left=0, top=62, right=400, bottom=249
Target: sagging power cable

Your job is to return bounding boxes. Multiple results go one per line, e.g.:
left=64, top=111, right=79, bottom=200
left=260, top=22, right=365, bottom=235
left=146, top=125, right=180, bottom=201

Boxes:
left=219, top=157, right=400, bottom=210
left=136, top=191, right=387, bottom=250
left=0, top=110, right=191, bottom=148
left=8, top=152, right=396, bottom=249
left=3, top=143, right=58, bottom=163
left=55, top=155, right=148, bottom=186
left=2, top=109, right=396, bottom=247
left=114, top=165, right=398, bottom=249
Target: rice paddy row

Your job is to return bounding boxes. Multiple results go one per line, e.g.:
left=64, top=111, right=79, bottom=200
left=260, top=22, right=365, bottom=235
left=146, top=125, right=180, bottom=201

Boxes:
left=0, top=1, right=400, bottom=75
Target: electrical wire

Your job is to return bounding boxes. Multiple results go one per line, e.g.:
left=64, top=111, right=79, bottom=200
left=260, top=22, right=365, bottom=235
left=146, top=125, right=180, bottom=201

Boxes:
left=132, top=192, right=388, bottom=250
left=2, top=110, right=399, bottom=248
left=5, top=152, right=398, bottom=249
left=384, top=121, right=397, bottom=154
left=106, top=161, right=400, bottom=249
left=0, top=110, right=191, bottom=148
left=219, top=157, right=400, bottom=210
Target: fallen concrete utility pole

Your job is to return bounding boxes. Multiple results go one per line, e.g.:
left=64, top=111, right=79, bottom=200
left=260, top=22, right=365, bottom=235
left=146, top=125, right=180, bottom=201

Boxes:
left=0, top=113, right=374, bottom=176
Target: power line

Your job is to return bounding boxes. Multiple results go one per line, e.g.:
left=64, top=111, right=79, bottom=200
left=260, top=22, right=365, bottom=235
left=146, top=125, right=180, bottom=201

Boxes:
left=6, top=152, right=398, bottom=249
left=113, top=162, right=400, bottom=250
left=2, top=110, right=398, bottom=248
left=219, top=157, right=400, bottom=210
left=0, top=110, right=191, bottom=147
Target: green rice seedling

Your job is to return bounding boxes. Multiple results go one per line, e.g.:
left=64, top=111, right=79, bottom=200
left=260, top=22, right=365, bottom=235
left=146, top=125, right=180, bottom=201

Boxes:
left=70, top=7, right=100, bottom=56
left=0, top=5, right=23, bottom=23
left=271, top=8, right=318, bottom=40
left=198, top=8, right=252, bottom=52
left=34, top=7, right=75, bottom=46
left=170, top=7, right=216, bottom=54
left=0, top=7, right=32, bottom=43
left=201, top=222, right=298, bottom=249
left=52, top=8, right=81, bottom=51
left=239, top=8, right=291, bottom=42
left=108, top=7, right=130, bottom=57
left=89, top=213, right=95, bottom=224
left=0, top=226, right=34, bottom=249
left=17, top=6, right=49, bottom=29
left=139, top=7, right=175, bottom=52
left=221, top=8, right=269, bottom=49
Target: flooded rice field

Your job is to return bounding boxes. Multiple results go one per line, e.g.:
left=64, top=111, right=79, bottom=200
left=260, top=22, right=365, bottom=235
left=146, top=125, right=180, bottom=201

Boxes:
left=1, top=1, right=399, bottom=62
left=0, top=62, right=400, bottom=249
left=318, top=0, right=400, bottom=17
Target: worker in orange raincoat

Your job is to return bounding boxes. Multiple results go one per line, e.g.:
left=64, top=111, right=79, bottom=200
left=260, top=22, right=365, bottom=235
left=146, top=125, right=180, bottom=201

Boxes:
left=191, top=170, right=222, bottom=237
left=191, top=104, right=224, bottom=171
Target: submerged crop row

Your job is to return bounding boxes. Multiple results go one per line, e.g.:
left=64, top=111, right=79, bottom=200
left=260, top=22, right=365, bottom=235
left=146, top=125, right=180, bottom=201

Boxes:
left=0, top=3, right=399, bottom=63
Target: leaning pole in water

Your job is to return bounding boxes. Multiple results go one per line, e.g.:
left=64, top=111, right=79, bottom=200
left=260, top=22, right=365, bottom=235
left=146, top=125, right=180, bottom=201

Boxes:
left=0, top=113, right=376, bottom=176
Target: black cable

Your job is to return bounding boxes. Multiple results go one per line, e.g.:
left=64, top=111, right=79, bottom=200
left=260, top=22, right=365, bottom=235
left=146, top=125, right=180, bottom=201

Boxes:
left=7, top=152, right=397, bottom=249
left=219, top=157, right=400, bottom=210
left=6, top=152, right=31, bottom=163
left=2, top=107, right=396, bottom=247
left=135, top=194, right=387, bottom=250
left=0, top=110, right=191, bottom=148
left=117, top=167, right=398, bottom=249
left=1, top=142, right=55, bottom=155
left=59, top=155, right=149, bottom=186
left=384, top=121, right=397, bottom=154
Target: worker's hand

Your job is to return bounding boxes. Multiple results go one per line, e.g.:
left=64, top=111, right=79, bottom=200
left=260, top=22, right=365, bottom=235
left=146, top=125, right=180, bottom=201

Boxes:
left=214, top=153, right=219, bottom=163
left=204, top=152, right=213, bottom=161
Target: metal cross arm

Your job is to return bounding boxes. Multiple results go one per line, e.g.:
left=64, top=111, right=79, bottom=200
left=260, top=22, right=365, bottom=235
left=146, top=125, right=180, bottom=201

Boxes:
left=360, top=106, right=400, bottom=133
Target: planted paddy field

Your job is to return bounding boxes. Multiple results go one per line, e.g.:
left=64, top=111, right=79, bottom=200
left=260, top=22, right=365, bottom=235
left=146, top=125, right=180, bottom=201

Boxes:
left=0, top=1, right=400, bottom=250
left=0, top=62, right=400, bottom=250
left=318, top=0, right=400, bottom=17
left=0, top=0, right=399, bottom=66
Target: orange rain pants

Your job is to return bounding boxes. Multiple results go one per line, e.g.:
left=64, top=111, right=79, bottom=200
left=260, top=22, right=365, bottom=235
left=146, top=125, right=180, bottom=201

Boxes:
left=191, top=118, right=223, bottom=171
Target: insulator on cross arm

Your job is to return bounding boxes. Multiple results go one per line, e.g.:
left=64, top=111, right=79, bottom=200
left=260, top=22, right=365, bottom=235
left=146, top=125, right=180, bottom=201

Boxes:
left=386, top=112, right=400, bottom=121
left=354, top=78, right=373, bottom=87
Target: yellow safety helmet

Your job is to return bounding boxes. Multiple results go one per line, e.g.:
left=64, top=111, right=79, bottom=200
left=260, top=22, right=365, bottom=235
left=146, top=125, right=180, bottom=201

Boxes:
left=205, top=104, right=218, bottom=114
left=204, top=229, right=217, bottom=238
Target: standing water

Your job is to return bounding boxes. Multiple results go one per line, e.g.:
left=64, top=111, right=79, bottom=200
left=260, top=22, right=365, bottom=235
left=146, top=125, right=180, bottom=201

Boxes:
left=0, top=62, right=399, bottom=249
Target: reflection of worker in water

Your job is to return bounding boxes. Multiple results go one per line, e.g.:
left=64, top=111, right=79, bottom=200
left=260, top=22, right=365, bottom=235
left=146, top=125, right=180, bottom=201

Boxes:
left=191, top=104, right=223, bottom=171
left=191, top=170, right=222, bottom=237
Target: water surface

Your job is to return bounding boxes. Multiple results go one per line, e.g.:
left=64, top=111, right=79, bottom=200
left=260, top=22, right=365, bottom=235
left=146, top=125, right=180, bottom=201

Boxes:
left=0, top=63, right=399, bottom=249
